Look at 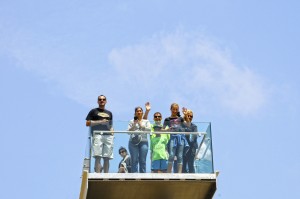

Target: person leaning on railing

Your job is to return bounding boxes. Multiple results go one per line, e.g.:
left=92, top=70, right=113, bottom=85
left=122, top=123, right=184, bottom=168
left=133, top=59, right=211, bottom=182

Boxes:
left=182, top=108, right=198, bottom=173
left=85, top=95, right=114, bottom=173
left=127, top=106, right=151, bottom=173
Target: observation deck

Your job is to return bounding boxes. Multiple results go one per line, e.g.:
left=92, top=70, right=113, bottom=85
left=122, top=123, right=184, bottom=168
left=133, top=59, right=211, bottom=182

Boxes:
left=79, top=122, right=218, bottom=199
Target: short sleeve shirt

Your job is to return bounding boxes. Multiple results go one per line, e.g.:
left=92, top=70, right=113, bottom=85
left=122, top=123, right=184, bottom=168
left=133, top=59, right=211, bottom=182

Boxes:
left=86, top=108, right=113, bottom=131
left=150, top=134, right=169, bottom=160
left=163, top=117, right=184, bottom=132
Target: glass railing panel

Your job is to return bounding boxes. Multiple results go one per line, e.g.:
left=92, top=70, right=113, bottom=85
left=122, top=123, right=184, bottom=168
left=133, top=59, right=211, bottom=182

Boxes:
left=84, top=121, right=214, bottom=174
left=82, top=127, right=91, bottom=172
left=194, top=122, right=214, bottom=173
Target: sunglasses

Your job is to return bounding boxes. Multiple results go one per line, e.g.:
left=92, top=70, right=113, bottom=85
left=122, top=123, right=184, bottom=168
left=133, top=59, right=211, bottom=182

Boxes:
left=119, top=150, right=126, bottom=154
left=188, top=115, right=193, bottom=118
left=98, top=98, right=106, bottom=101
left=154, top=116, right=161, bottom=118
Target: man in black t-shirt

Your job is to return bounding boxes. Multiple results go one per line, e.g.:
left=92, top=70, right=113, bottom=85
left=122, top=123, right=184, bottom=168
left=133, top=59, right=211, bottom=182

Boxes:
left=86, top=95, right=114, bottom=173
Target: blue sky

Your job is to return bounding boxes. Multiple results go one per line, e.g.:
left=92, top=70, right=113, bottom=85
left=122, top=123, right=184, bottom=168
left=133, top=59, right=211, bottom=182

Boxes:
left=1, top=0, right=300, bottom=198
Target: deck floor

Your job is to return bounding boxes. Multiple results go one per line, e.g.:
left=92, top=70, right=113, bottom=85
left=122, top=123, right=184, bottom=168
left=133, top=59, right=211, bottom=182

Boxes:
left=86, top=173, right=217, bottom=199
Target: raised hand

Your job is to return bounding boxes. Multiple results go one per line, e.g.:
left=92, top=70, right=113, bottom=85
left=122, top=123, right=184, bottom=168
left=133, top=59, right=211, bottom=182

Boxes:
left=143, top=102, right=151, bottom=120
left=182, top=107, right=187, bottom=115
left=145, top=102, right=151, bottom=111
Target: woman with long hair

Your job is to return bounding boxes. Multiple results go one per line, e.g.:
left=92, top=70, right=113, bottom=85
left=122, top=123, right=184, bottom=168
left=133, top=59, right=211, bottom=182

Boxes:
left=163, top=103, right=187, bottom=173
left=128, top=107, right=151, bottom=173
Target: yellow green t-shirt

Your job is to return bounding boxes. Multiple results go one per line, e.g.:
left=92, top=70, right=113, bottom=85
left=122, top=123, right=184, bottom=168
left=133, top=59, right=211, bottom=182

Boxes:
left=150, top=134, right=169, bottom=161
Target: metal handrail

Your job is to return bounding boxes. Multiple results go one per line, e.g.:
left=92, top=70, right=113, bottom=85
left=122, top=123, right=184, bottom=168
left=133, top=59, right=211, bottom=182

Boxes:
left=93, top=130, right=207, bottom=135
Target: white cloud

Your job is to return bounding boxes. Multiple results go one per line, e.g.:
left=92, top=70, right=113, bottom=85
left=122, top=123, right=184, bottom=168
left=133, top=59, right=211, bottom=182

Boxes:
left=1, top=26, right=268, bottom=117
left=108, top=30, right=268, bottom=116
left=1, top=27, right=106, bottom=106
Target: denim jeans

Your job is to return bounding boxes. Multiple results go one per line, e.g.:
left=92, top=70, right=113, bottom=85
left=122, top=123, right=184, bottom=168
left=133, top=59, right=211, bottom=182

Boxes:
left=183, top=140, right=197, bottom=173
left=183, top=149, right=196, bottom=173
left=168, top=138, right=184, bottom=164
left=128, top=141, right=148, bottom=173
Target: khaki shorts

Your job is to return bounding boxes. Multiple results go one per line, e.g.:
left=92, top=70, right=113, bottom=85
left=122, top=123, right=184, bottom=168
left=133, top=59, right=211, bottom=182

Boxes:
left=92, top=134, right=114, bottom=159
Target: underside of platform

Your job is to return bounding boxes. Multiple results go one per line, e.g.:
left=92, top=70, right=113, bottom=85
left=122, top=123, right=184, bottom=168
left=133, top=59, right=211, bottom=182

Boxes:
left=80, top=172, right=217, bottom=199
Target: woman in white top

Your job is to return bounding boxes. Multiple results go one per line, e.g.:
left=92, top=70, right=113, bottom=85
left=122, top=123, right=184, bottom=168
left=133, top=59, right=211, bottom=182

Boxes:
left=128, top=106, right=151, bottom=173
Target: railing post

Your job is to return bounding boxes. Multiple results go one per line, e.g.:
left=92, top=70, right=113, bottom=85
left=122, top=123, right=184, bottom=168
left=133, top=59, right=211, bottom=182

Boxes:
left=208, top=122, right=214, bottom=173
left=89, top=127, right=92, bottom=173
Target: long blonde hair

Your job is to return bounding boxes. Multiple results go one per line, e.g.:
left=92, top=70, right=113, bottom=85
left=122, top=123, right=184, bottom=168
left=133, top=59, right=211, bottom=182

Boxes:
left=183, top=109, right=193, bottom=122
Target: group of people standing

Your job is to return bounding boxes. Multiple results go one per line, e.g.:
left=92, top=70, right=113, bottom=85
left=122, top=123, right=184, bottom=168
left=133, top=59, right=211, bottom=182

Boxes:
left=85, top=95, right=200, bottom=174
